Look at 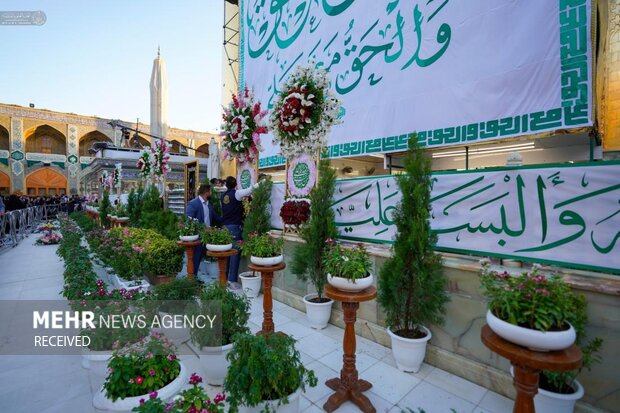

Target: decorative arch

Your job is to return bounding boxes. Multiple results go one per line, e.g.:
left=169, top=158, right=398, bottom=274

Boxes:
left=170, top=140, right=186, bottom=154
left=25, top=167, right=68, bottom=197
left=25, top=125, right=67, bottom=155
left=129, top=135, right=151, bottom=149
left=0, top=170, right=10, bottom=196
left=79, top=130, right=112, bottom=156
left=0, top=124, right=8, bottom=151
left=195, top=143, right=209, bottom=158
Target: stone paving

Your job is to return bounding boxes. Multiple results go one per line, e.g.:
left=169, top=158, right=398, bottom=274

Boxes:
left=0, top=237, right=514, bottom=413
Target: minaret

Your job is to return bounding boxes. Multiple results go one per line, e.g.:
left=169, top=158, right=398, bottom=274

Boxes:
left=150, top=46, right=169, bottom=145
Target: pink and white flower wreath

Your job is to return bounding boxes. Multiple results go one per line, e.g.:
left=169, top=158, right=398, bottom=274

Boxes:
left=221, top=87, right=268, bottom=163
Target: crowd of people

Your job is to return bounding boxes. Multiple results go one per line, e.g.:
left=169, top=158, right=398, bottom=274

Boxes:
left=0, top=193, right=86, bottom=214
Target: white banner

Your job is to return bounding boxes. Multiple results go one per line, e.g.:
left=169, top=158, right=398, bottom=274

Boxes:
left=240, top=0, right=593, bottom=168
left=270, top=162, right=620, bottom=274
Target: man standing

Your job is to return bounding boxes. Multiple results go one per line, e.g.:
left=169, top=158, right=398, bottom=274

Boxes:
left=186, top=184, right=220, bottom=278
left=221, top=176, right=257, bottom=289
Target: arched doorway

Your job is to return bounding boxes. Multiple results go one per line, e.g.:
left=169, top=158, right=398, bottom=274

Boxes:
left=0, top=170, right=10, bottom=196
left=195, top=143, right=209, bottom=158
left=26, top=168, right=67, bottom=197
left=25, top=125, right=66, bottom=155
left=170, top=140, right=186, bottom=154
left=80, top=131, right=113, bottom=156
left=0, top=125, right=9, bottom=151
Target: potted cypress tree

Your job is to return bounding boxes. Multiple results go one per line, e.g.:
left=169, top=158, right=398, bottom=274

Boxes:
left=224, top=333, right=317, bottom=413
left=291, top=156, right=338, bottom=329
left=239, top=178, right=274, bottom=296
left=378, top=138, right=449, bottom=373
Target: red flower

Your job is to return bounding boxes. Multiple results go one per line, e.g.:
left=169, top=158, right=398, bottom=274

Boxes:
left=135, top=376, right=144, bottom=385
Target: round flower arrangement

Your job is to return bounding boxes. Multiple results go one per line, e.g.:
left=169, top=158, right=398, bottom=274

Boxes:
left=137, top=147, right=152, bottom=179
left=280, top=200, right=311, bottom=226
left=221, top=87, right=268, bottom=163
left=270, top=64, right=341, bottom=158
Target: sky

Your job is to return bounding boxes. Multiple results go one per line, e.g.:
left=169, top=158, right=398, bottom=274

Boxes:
left=0, top=0, right=224, bottom=132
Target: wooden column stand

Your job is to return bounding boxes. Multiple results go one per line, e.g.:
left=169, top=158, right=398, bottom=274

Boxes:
left=207, top=249, right=239, bottom=286
left=323, top=284, right=377, bottom=413
left=248, top=262, right=286, bottom=335
left=481, top=325, right=582, bottom=413
left=177, top=240, right=201, bottom=279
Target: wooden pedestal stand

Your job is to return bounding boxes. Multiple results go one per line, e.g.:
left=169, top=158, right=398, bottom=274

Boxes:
left=207, top=249, right=239, bottom=286
left=323, top=284, right=377, bottom=413
left=481, top=325, right=582, bottom=413
left=177, top=240, right=201, bottom=279
left=247, top=262, right=286, bottom=335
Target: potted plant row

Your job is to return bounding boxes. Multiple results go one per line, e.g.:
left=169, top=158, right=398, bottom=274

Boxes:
left=224, top=333, right=317, bottom=413
left=177, top=216, right=203, bottom=242
left=189, top=282, right=251, bottom=386
left=202, top=227, right=234, bottom=252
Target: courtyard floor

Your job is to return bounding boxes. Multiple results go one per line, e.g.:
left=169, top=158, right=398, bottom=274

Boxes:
left=0, top=237, right=514, bottom=413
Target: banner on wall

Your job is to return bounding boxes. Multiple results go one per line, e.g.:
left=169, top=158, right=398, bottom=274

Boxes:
left=270, top=162, right=620, bottom=274
left=240, top=0, right=593, bottom=168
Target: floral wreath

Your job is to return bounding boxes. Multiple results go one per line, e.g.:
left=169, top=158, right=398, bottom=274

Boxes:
left=237, top=161, right=257, bottom=190
left=287, top=153, right=317, bottom=197
left=221, top=87, right=268, bottom=163
left=269, top=63, right=341, bottom=158
left=136, top=147, right=152, bottom=179
left=151, top=140, right=171, bottom=179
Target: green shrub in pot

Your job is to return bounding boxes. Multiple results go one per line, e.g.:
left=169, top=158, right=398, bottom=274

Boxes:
left=240, top=232, right=283, bottom=258
left=224, top=333, right=317, bottom=413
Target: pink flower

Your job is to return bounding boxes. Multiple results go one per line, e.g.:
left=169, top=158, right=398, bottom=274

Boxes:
left=149, top=391, right=158, bottom=399
left=167, top=354, right=176, bottom=361
left=135, top=376, right=144, bottom=385
left=132, top=245, right=144, bottom=253
left=145, top=353, right=154, bottom=359
left=149, top=369, right=156, bottom=376
left=189, top=373, right=203, bottom=385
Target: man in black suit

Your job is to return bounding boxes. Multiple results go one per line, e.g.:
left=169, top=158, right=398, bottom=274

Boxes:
left=186, top=184, right=220, bottom=276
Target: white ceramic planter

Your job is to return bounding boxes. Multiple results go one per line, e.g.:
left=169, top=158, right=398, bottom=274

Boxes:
left=239, top=272, right=262, bottom=298
left=327, top=273, right=374, bottom=292
left=250, top=255, right=284, bottom=266
left=179, top=234, right=199, bottom=242
left=93, top=361, right=187, bottom=411
left=535, top=379, right=584, bottom=413
left=116, top=217, right=130, bottom=223
left=82, top=349, right=112, bottom=392
left=303, top=294, right=333, bottom=329
left=387, top=326, right=432, bottom=373
left=486, top=310, right=576, bottom=351
left=206, top=243, right=233, bottom=252
left=191, top=342, right=233, bottom=386
left=239, top=388, right=301, bottom=413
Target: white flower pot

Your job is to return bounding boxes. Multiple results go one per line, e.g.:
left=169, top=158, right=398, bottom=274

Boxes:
left=486, top=310, right=576, bottom=351
left=179, top=234, right=199, bottom=242
left=82, top=349, right=112, bottom=392
left=239, top=388, right=301, bottom=413
left=240, top=272, right=262, bottom=298
left=206, top=243, right=233, bottom=252
left=191, top=342, right=233, bottom=386
left=93, top=361, right=187, bottom=411
left=327, top=273, right=374, bottom=292
left=387, top=326, right=432, bottom=373
left=250, top=255, right=283, bottom=266
left=303, top=294, right=333, bottom=329
left=535, top=379, right=584, bottom=413
left=502, top=259, right=523, bottom=268
left=116, top=217, right=130, bottom=223
left=117, top=278, right=151, bottom=293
